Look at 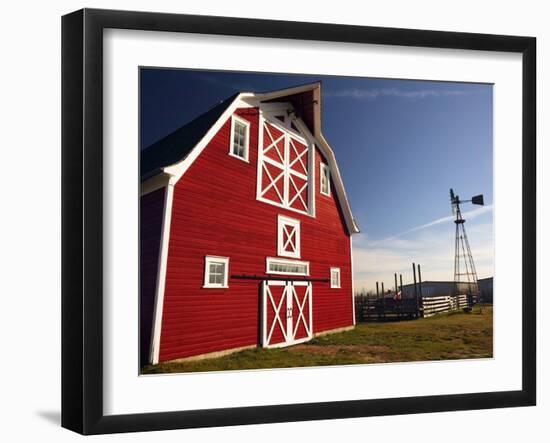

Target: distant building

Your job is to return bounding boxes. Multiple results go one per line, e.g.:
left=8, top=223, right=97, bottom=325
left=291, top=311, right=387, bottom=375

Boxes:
left=400, top=280, right=485, bottom=299
left=477, top=277, right=493, bottom=303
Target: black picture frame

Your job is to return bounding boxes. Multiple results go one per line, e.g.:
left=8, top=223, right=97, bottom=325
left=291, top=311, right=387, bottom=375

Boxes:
left=62, top=8, right=536, bottom=435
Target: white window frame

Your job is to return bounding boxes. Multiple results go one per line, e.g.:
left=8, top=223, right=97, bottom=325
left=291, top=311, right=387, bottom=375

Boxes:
left=228, top=114, right=250, bottom=162
left=203, top=255, right=230, bottom=288
left=330, top=267, right=341, bottom=288
left=320, top=162, right=331, bottom=196
left=266, top=257, right=310, bottom=276
left=277, top=215, right=301, bottom=259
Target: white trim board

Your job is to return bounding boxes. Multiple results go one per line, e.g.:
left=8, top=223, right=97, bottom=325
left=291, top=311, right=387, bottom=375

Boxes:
left=350, top=236, right=356, bottom=326
left=149, top=183, right=175, bottom=365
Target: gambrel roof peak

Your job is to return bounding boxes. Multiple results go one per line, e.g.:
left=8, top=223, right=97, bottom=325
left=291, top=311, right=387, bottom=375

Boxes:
left=141, top=83, right=359, bottom=234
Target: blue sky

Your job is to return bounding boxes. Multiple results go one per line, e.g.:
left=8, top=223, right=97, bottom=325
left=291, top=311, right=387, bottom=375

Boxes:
left=141, top=69, right=494, bottom=291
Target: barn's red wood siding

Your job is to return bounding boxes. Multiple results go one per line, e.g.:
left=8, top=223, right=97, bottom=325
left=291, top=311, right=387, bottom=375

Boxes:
left=139, top=187, right=165, bottom=366
left=157, top=107, right=353, bottom=362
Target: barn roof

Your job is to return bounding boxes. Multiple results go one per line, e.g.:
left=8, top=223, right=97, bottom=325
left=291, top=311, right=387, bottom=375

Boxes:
left=141, top=93, right=238, bottom=180
left=141, top=83, right=360, bottom=234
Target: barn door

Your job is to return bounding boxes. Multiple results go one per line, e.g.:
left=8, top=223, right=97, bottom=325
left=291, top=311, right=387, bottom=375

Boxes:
left=288, top=282, right=313, bottom=344
left=262, top=281, right=290, bottom=347
left=258, top=118, right=311, bottom=214
left=261, top=281, right=313, bottom=348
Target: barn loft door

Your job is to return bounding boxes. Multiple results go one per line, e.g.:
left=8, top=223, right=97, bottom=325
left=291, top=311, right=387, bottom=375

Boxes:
left=261, top=280, right=313, bottom=348
left=258, top=118, right=311, bottom=215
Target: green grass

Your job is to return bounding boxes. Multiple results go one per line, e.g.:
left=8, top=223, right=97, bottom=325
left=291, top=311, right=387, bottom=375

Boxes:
left=142, top=305, right=493, bottom=375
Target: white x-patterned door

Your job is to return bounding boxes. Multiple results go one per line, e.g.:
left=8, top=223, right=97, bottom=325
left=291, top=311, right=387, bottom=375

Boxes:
left=261, top=281, right=313, bottom=348
left=258, top=118, right=311, bottom=214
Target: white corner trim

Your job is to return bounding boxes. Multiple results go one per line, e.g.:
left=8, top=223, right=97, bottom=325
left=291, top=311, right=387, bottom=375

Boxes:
left=350, top=236, right=356, bottom=325
left=203, top=255, right=230, bottom=289
left=149, top=182, right=175, bottom=365
left=228, top=114, right=250, bottom=162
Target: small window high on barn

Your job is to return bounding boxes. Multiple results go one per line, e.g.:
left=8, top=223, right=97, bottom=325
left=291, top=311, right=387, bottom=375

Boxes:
left=203, top=256, right=229, bottom=288
left=229, top=115, right=250, bottom=162
left=320, top=162, right=331, bottom=196
left=277, top=215, right=300, bottom=259
left=330, top=267, right=341, bottom=288
left=266, top=257, right=309, bottom=276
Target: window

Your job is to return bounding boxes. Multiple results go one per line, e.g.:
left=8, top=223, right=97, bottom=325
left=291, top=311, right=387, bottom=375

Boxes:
left=330, top=267, right=341, bottom=288
left=229, top=115, right=250, bottom=161
left=266, top=257, right=309, bottom=276
left=203, top=256, right=229, bottom=288
left=277, top=215, right=300, bottom=258
left=320, top=163, right=331, bottom=196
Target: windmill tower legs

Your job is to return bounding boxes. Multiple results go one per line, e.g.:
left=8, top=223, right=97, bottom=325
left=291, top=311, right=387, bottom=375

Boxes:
left=450, top=189, right=483, bottom=310
left=453, top=220, right=479, bottom=308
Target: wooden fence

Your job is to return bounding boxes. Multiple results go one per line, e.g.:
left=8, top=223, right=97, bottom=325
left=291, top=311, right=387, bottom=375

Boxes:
left=422, top=294, right=469, bottom=317
left=354, top=296, right=420, bottom=321
left=354, top=294, right=472, bottom=322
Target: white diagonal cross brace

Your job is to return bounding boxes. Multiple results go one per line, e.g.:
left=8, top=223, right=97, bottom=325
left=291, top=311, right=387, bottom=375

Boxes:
left=289, top=138, right=308, bottom=174
left=288, top=174, right=308, bottom=209
left=266, top=286, right=288, bottom=344
left=292, top=285, right=311, bottom=338
left=264, top=124, right=286, bottom=164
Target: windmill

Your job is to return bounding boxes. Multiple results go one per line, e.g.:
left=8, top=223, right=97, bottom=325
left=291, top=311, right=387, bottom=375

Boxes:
left=450, top=189, right=484, bottom=308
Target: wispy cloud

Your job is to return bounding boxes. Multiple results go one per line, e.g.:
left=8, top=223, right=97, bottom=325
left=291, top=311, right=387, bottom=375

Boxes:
left=353, top=214, right=494, bottom=293
left=372, top=204, right=493, bottom=245
left=324, top=87, right=470, bottom=101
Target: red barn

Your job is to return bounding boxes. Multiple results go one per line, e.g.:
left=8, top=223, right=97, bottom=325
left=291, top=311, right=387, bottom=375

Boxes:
left=140, top=83, right=360, bottom=366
